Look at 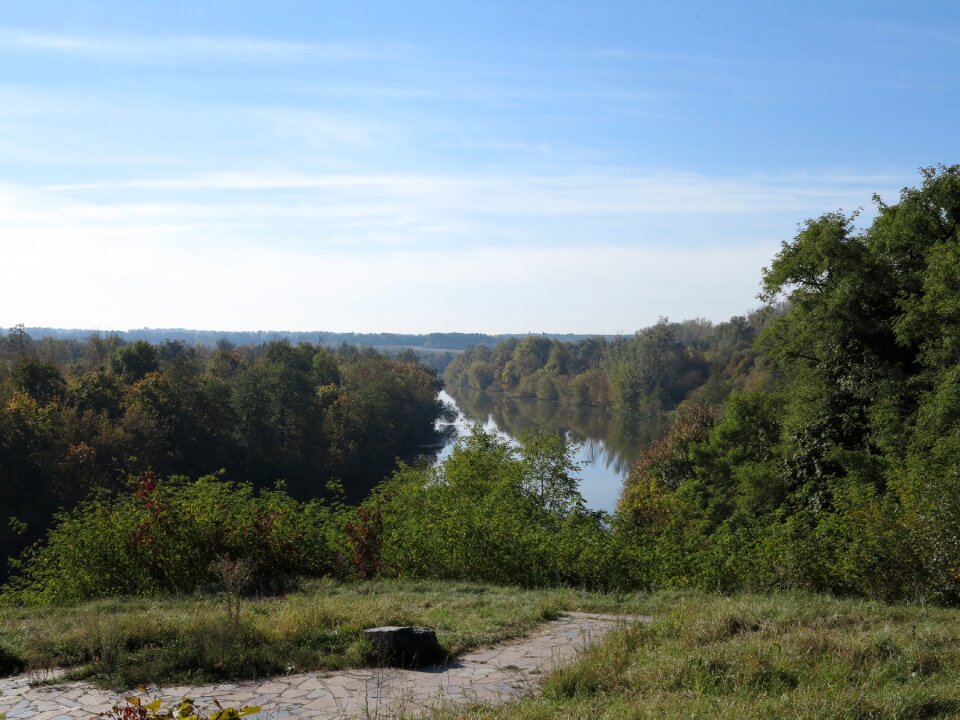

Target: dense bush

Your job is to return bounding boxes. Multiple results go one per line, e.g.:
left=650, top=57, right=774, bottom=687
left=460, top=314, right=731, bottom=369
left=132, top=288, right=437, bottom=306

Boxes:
left=352, top=426, right=640, bottom=590
left=5, top=427, right=649, bottom=604
left=3, top=473, right=350, bottom=605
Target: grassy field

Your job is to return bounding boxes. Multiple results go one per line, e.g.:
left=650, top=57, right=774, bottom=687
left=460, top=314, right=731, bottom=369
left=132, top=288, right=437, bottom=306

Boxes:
left=4, top=582, right=960, bottom=719
left=0, top=578, right=654, bottom=690
left=427, top=591, right=960, bottom=720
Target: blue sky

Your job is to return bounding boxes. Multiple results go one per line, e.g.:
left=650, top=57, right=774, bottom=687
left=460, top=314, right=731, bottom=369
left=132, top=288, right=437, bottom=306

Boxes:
left=1, top=1, right=957, bottom=333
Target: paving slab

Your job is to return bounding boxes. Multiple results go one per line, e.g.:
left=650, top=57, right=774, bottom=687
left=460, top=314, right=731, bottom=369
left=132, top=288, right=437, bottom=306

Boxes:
left=0, top=612, right=648, bottom=719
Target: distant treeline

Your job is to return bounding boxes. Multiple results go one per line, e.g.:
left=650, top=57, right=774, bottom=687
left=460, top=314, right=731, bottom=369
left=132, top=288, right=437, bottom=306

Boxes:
left=444, top=313, right=774, bottom=415
left=0, top=333, right=443, bottom=581
left=3, top=328, right=616, bottom=378
left=8, top=327, right=612, bottom=352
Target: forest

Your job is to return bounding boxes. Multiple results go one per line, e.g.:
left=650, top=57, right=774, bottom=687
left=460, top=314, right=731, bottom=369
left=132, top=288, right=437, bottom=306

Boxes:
left=0, top=336, right=443, bottom=582
left=444, top=312, right=767, bottom=413
left=1, top=165, right=959, bottom=608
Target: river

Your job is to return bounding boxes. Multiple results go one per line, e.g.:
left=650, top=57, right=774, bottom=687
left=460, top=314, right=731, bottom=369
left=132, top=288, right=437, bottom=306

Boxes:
left=435, top=388, right=668, bottom=513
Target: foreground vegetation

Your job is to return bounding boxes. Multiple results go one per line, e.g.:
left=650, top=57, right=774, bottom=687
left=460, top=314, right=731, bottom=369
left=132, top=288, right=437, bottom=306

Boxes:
left=614, top=165, right=960, bottom=605
left=6, top=582, right=960, bottom=720
left=430, top=591, right=960, bottom=720
left=0, top=579, right=646, bottom=689
left=1, top=426, right=627, bottom=605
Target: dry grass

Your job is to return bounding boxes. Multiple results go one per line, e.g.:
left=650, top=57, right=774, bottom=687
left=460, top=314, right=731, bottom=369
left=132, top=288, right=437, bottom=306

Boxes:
left=0, top=578, right=654, bottom=689
left=426, top=591, right=960, bottom=720
left=9, top=581, right=955, bottom=718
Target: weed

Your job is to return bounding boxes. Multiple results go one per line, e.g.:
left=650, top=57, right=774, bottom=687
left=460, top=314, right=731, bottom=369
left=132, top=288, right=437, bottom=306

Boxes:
left=96, top=695, right=260, bottom=719
left=211, top=556, right=252, bottom=626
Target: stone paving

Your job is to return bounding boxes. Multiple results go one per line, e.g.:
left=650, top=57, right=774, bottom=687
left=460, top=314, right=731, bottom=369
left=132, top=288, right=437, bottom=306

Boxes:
left=0, top=611, right=647, bottom=719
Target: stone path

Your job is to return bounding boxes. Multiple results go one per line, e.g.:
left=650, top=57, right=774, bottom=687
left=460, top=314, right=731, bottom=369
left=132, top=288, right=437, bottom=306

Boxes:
left=0, top=612, right=646, bottom=719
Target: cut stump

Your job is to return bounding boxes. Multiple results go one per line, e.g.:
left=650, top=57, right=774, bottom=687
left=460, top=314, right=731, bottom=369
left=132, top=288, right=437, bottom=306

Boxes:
left=363, top=626, right=445, bottom=667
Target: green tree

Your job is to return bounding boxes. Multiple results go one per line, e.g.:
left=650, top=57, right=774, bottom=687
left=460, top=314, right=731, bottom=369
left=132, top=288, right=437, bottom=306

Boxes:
left=12, top=358, right=66, bottom=405
left=112, top=341, right=160, bottom=382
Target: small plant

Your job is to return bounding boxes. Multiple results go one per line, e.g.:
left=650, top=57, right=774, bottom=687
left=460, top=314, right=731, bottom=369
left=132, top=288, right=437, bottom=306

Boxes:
left=97, top=695, right=261, bottom=720
left=211, top=556, right=252, bottom=625
left=345, top=506, right=383, bottom=579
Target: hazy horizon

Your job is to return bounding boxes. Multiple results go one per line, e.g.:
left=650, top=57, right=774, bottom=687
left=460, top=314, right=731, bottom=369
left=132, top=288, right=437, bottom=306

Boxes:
left=6, top=323, right=639, bottom=339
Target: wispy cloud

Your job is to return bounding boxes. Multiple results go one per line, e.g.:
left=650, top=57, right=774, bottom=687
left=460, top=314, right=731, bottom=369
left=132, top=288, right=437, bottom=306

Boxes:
left=850, top=19, right=960, bottom=47
left=587, top=47, right=733, bottom=66
left=253, top=108, right=399, bottom=151
left=289, top=80, right=665, bottom=113
left=0, top=27, right=411, bottom=63
left=45, top=169, right=900, bottom=216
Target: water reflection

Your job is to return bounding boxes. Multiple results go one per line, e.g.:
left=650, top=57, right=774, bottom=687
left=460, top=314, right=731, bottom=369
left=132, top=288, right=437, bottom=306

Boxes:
left=436, top=388, right=668, bottom=513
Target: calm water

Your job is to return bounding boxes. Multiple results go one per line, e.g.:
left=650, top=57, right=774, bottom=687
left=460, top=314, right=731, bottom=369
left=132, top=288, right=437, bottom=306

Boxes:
left=435, top=388, right=667, bottom=513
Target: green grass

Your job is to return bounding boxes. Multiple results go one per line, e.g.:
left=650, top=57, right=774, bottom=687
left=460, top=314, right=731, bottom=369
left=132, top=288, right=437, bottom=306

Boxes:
left=0, top=578, right=652, bottom=690
left=426, top=591, right=960, bottom=720
left=7, top=581, right=960, bottom=719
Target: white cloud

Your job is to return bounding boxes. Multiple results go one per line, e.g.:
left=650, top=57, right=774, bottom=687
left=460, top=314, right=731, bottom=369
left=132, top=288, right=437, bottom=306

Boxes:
left=46, top=169, right=899, bottom=217
left=0, top=28, right=410, bottom=63
left=252, top=108, right=399, bottom=151
left=0, top=168, right=892, bottom=332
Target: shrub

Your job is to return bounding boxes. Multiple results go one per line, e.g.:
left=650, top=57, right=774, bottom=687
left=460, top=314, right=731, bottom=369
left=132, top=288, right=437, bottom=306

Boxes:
left=3, top=472, right=350, bottom=605
left=360, top=426, right=624, bottom=589
left=97, top=696, right=259, bottom=720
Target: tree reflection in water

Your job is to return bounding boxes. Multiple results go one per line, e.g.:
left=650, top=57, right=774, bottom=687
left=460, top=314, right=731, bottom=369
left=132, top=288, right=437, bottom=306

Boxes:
left=436, top=388, right=668, bottom=512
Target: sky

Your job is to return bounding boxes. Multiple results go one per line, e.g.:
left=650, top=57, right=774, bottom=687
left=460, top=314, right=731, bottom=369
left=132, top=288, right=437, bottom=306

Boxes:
left=0, top=1, right=957, bottom=334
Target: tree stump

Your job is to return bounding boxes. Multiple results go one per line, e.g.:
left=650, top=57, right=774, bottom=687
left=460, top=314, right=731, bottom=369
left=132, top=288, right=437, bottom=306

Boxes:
left=363, top=626, right=445, bottom=667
